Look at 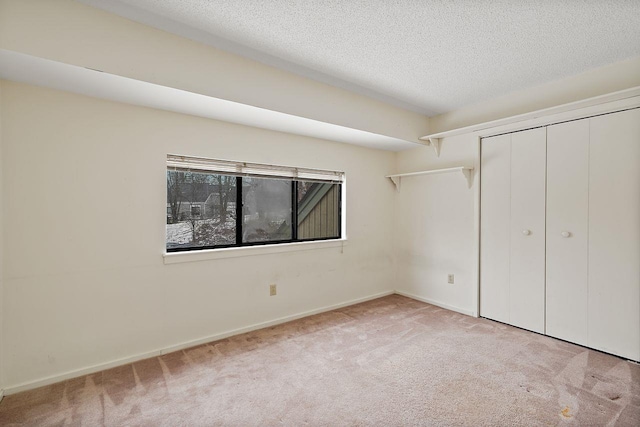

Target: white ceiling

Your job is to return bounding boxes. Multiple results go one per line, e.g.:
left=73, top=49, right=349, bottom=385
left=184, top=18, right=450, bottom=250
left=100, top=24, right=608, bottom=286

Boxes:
left=81, top=0, right=640, bottom=116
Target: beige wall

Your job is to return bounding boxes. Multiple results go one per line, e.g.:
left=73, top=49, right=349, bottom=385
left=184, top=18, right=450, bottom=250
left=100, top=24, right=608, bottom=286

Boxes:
left=1, top=81, right=397, bottom=389
left=394, top=134, right=478, bottom=315
left=0, top=0, right=429, bottom=143
left=429, top=56, right=640, bottom=134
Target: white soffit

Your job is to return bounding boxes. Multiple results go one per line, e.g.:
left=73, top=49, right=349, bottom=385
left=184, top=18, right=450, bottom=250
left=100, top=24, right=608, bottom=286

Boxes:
left=80, top=0, right=640, bottom=116
left=0, top=50, right=420, bottom=151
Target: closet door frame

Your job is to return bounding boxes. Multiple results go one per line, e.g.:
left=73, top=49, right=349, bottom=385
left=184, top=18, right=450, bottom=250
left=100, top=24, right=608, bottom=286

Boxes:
left=473, top=95, right=640, bottom=321
left=476, top=104, right=640, bottom=361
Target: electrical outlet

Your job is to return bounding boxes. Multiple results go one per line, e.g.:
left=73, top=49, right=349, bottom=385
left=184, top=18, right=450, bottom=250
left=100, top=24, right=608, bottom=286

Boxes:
left=447, top=274, right=455, bottom=284
left=269, top=284, right=277, bottom=296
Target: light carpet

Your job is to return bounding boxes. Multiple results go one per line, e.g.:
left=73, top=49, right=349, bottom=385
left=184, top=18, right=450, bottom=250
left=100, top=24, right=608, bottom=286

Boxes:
left=1, top=295, right=638, bottom=426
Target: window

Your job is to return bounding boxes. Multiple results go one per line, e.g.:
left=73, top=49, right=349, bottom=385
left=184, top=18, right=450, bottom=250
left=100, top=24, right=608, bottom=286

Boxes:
left=166, top=155, right=343, bottom=252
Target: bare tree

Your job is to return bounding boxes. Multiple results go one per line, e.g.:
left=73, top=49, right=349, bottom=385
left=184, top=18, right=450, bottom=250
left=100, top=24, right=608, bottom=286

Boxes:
left=186, top=214, right=198, bottom=243
left=187, top=173, right=208, bottom=210
left=167, top=171, right=185, bottom=223
left=183, top=172, right=209, bottom=243
left=214, top=175, right=235, bottom=224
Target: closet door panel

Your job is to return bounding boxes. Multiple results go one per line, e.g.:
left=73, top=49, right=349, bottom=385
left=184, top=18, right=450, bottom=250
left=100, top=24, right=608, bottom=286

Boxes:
left=588, top=108, right=640, bottom=361
left=546, top=120, right=589, bottom=346
left=480, top=134, right=511, bottom=323
left=509, top=128, right=546, bottom=333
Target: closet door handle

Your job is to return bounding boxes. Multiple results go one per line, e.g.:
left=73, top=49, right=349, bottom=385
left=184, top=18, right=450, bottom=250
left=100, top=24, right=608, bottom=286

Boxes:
left=522, top=229, right=531, bottom=236
left=561, top=231, right=571, bottom=238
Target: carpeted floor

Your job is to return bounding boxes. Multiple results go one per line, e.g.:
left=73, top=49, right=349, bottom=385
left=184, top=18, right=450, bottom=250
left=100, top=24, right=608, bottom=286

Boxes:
left=1, top=294, right=639, bottom=426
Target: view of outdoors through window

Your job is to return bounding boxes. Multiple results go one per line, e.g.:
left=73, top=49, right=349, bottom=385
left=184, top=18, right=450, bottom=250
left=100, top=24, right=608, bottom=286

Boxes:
left=167, top=170, right=341, bottom=251
left=297, top=181, right=340, bottom=239
left=242, top=178, right=292, bottom=243
left=166, top=170, right=237, bottom=249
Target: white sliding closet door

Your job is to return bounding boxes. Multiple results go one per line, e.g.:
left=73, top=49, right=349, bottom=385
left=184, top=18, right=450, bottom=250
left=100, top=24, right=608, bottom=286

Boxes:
left=588, top=108, right=640, bottom=361
left=481, top=107, right=639, bottom=361
left=481, top=128, right=546, bottom=333
left=480, top=134, right=511, bottom=324
left=509, top=128, right=546, bottom=333
left=546, top=120, right=589, bottom=346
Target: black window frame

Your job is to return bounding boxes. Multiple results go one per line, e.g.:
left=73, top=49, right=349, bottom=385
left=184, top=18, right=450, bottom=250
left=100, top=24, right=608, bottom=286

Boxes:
left=166, top=172, right=343, bottom=253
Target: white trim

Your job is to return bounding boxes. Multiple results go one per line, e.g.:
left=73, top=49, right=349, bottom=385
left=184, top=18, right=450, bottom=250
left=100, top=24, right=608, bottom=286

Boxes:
left=340, top=175, right=348, bottom=240
left=2, top=290, right=392, bottom=395
left=394, top=290, right=476, bottom=317
left=0, top=389, right=4, bottom=403
left=160, top=290, right=392, bottom=354
left=164, top=238, right=347, bottom=264
left=420, top=86, right=640, bottom=141
left=472, top=136, right=482, bottom=319
left=4, top=354, right=159, bottom=396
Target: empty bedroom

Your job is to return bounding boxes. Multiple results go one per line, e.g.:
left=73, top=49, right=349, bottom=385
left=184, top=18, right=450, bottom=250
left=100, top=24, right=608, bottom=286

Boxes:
left=0, top=0, right=639, bottom=425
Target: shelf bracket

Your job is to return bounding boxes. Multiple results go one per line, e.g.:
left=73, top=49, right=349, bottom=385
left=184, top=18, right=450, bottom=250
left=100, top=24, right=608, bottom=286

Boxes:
left=388, top=176, right=401, bottom=192
left=461, top=167, right=473, bottom=189
left=426, top=137, right=442, bottom=157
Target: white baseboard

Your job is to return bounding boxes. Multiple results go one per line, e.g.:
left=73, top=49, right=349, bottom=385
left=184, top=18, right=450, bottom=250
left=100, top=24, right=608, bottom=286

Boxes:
left=0, top=388, right=4, bottom=403
left=160, top=290, right=394, bottom=356
left=3, top=290, right=394, bottom=396
left=5, top=350, right=164, bottom=396
left=394, top=290, right=477, bottom=317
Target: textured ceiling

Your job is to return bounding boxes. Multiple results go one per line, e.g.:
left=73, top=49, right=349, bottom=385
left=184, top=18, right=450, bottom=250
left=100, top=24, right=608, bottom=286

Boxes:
left=82, top=0, right=640, bottom=116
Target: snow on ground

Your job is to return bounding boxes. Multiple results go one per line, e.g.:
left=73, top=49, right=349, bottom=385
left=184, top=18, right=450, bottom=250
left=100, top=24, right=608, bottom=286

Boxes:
left=166, top=221, right=192, bottom=245
left=166, top=218, right=236, bottom=248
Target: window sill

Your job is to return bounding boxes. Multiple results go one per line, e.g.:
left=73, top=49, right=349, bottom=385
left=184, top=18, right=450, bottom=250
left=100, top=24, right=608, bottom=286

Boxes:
left=163, top=239, right=347, bottom=264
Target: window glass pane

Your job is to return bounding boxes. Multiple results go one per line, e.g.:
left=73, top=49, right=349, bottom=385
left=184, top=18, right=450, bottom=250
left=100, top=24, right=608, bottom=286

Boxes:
left=297, top=181, right=340, bottom=239
left=243, top=177, right=292, bottom=243
left=166, top=170, right=237, bottom=249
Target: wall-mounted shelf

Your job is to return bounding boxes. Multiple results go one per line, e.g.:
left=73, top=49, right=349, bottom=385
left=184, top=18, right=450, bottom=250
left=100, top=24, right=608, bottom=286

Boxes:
left=386, top=166, right=474, bottom=191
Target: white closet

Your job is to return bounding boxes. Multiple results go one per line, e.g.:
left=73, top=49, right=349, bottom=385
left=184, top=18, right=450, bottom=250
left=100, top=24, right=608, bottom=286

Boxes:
left=546, top=120, right=590, bottom=345
left=480, top=107, right=640, bottom=362
left=480, top=128, right=546, bottom=334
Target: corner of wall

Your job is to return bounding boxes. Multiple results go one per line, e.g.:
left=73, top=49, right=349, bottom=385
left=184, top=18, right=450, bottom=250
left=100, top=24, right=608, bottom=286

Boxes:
left=392, top=131, right=481, bottom=316
left=391, top=115, right=432, bottom=291
left=391, top=148, right=400, bottom=291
